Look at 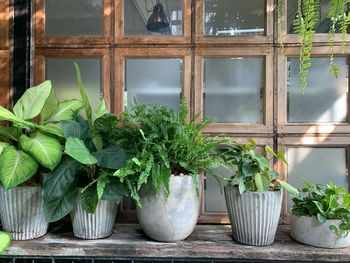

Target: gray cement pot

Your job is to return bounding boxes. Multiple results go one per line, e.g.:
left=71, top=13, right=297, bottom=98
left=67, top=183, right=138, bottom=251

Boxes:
left=224, top=185, right=282, bottom=246
left=0, top=186, right=48, bottom=240
left=136, top=174, right=200, bottom=242
left=290, top=215, right=350, bottom=248
left=70, top=196, right=118, bottom=239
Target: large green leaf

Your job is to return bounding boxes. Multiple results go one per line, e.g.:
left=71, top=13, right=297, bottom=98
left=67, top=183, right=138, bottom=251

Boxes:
left=37, top=123, right=64, bottom=138
left=13, top=80, right=52, bottom=120
left=102, top=177, right=128, bottom=203
left=43, top=182, right=78, bottom=222
left=46, top=100, right=83, bottom=123
left=0, top=142, right=10, bottom=155
left=0, top=126, right=18, bottom=141
left=93, top=145, right=129, bottom=169
left=65, top=137, right=97, bottom=165
left=41, top=87, right=58, bottom=123
left=0, top=146, right=38, bottom=190
left=19, top=131, right=62, bottom=171
left=276, top=179, right=299, bottom=196
left=61, top=120, right=88, bottom=140
left=0, top=106, right=34, bottom=128
left=0, top=231, right=11, bottom=254
left=80, top=183, right=98, bottom=213
left=74, top=63, right=92, bottom=127
left=43, top=156, right=80, bottom=199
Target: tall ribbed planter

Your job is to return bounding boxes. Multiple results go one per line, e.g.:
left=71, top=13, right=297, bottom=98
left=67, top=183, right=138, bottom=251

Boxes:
left=70, top=196, right=118, bottom=239
left=137, top=174, right=200, bottom=242
left=224, top=186, right=282, bottom=246
left=0, top=186, right=48, bottom=240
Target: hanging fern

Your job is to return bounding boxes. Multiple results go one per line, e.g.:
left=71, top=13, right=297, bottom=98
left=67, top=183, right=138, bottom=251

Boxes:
left=293, top=0, right=320, bottom=94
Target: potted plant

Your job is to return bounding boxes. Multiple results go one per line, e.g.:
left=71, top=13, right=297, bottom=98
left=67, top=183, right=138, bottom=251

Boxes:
left=0, top=80, right=82, bottom=240
left=43, top=64, right=130, bottom=239
left=221, top=139, right=299, bottom=246
left=112, top=101, right=224, bottom=242
left=290, top=181, right=350, bottom=248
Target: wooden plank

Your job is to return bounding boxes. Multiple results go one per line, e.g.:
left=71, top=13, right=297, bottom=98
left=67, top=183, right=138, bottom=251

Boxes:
left=3, top=224, right=350, bottom=261
left=0, top=0, right=10, bottom=49
left=0, top=50, right=9, bottom=108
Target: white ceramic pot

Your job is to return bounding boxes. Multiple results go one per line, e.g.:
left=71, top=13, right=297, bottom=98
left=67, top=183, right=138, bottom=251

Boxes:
left=290, top=215, right=350, bottom=248
left=0, top=186, right=48, bottom=240
left=224, top=185, right=282, bottom=246
left=70, top=196, right=118, bottom=240
left=136, top=174, right=200, bottom=242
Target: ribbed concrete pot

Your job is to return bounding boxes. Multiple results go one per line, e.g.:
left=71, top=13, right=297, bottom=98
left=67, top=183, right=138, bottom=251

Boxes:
left=290, top=215, right=350, bottom=248
left=0, top=186, right=48, bottom=240
left=70, top=196, right=118, bottom=240
left=137, top=174, right=200, bottom=242
left=224, top=186, right=282, bottom=246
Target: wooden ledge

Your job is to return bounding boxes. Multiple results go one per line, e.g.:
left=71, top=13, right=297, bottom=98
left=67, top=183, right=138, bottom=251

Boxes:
left=2, top=224, right=350, bottom=262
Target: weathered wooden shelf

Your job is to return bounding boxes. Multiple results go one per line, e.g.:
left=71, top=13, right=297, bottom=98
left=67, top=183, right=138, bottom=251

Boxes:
left=3, top=224, right=350, bottom=262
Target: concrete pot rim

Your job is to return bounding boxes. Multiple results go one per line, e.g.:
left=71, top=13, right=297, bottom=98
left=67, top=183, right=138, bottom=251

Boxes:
left=224, top=184, right=281, bottom=194
left=291, top=214, right=342, bottom=224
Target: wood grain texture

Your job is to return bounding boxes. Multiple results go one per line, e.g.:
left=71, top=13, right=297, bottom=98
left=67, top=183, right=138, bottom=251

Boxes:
left=0, top=50, right=9, bottom=108
left=0, top=0, right=10, bottom=49
left=2, top=223, right=350, bottom=261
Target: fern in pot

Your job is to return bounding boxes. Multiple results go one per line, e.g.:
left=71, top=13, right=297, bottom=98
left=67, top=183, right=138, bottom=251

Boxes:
left=113, top=101, right=224, bottom=242
left=291, top=181, right=350, bottom=248
left=221, top=139, right=298, bottom=246
left=0, top=81, right=82, bottom=240
left=43, top=64, right=130, bottom=239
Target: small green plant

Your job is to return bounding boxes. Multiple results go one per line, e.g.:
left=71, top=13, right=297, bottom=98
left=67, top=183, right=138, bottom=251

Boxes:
left=0, top=231, right=10, bottom=254
left=43, top=63, right=130, bottom=222
left=291, top=180, right=350, bottom=238
left=0, top=81, right=83, bottom=189
left=111, top=101, right=225, bottom=206
left=220, top=139, right=299, bottom=195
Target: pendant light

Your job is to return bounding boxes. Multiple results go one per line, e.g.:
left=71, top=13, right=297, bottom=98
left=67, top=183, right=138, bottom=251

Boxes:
left=146, top=0, right=170, bottom=33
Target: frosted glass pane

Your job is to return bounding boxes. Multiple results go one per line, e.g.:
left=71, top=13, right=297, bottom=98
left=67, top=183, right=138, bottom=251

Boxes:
left=204, top=58, right=264, bottom=123
left=205, top=167, right=232, bottom=213
left=124, top=0, right=183, bottom=36
left=287, top=147, right=348, bottom=208
left=287, top=57, right=348, bottom=123
left=204, top=0, right=265, bottom=36
left=45, top=0, right=103, bottom=36
left=125, top=59, right=182, bottom=111
left=287, top=0, right=344, bottom=34
left=46, top=58, right=102, bottom=111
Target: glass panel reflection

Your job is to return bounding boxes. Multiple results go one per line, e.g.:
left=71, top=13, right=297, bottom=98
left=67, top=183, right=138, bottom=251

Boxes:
left=45, top=0, right=103, bottom=36
left=287, top=57, right=348, bottom=123
left=204, top=0, right=265, bottom=36
left=204, top=57, right=264, bottom=123
left=125, top=58, right=182, bottom=111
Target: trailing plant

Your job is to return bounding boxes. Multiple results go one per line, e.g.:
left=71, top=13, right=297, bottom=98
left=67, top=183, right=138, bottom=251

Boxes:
left=291, top=180, right=350, bottom=238
left=0, top=81, right=83, bottom=189
left=220, top=139, right=299, bottom=195
left=277, top=0, right=350, bottom=93
left=43, top=63, right=130, bottom=222
left=110, top=101, right=225, bottom=207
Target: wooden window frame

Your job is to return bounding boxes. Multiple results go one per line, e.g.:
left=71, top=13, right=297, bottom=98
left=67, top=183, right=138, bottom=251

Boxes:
left=0, top=50, right=10, bottom=108
left=34, top=0, right=112, bottom=47
left=195, top=0, right=274, bottom=45
left=198, top=136, right=274, bottom=224
left=194, top=47, right=274, bottom=134
left=277, top=46, right=350, bottom=135
left=114, top=0, right=192, bottom=45
left=277, top=136, right=350, bottom=223
left=278, top=1, right=350, bottom=45
left=34, top=48, right=112, bottom=110
left=0, top=0, right=10, bottom=49
left=114, top=47, right=192, bottom=115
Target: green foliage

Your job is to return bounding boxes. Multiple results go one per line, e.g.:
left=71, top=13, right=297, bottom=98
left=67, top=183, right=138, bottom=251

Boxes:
left=0, top=81, right=82, bottom=189
left=0, top=231, right=10, bottom=254
left=43, top=64, right=130, bottom=220
left=220, top=139, right=299, bottom=195
left=292, top=0, right=320, bottom=94
left=109, top=100, right=225, bottom=207
left=291, top=181, right=350, bottom=238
